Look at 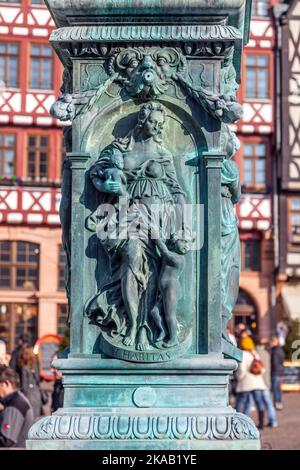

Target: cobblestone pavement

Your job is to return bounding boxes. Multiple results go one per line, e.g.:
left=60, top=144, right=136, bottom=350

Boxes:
left=250, top=393, right=300, bottom=450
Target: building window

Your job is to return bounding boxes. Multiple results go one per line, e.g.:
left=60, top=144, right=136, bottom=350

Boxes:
left=27, top=135, right=49, bottom=180
left=251, top=0, right=269, bottom=17
left=0, top=43, right=19, bottom=88
left=30, top=44, right=53, bottom=90
left=58, top=245, right=66, bottom=291
left=241, top=239, right=261, bottom=271
left=243, top=141, right=267, bottom=189
left=0, top=303, right=37, bottom=353
left=0, top=134, right=16, bottom=178
left=31, top=0, right=45, bottom=4
left=0, top=241, right=39, bottom=290
left=288, top=198, right=300, bottom=244
left=245, top=54, right=269, bottom=99
left=57, top=304, right=68, bottom=336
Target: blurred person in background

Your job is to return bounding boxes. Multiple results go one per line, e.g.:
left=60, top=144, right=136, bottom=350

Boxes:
left=256, top=341, right=271, bottom=390
left=0, top=366, right=34, bottom=448
left=276, top=321, right=288, bottom=347
left=235, top=323, right=246, bottom=338
left=51, top=368, right=64, bottom=413
left=0, top=340, right=10, bottom=366
left=227, top=326, right=237, bottom=346
left=17, top=346, right=43, bottom=419
left=51, top=354, right=64, bottom=413
left=271, top=336, right=285, bottom=410
left=235, top=323, right=252, bottom=343
left=235, top=336, right=277, bottom=429
left=9, top=334, right=29, bottom=373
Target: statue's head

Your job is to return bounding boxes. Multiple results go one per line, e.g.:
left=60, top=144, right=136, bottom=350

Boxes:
left=221, top=127, right=240, bottom=160
left=136, top=102, right=166, bottom=142
left=169, top=228, right=195, bottom=255
left=110, top=149, right=124, bottom=170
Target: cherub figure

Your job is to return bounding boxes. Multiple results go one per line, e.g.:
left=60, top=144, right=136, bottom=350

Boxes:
left=90, top=148, right=128, bottom=197
left=153, top=231, right=193, bottom=348
left=50, top=93, right=75, bottom=121
left=86, top=148, right=128, bottom=234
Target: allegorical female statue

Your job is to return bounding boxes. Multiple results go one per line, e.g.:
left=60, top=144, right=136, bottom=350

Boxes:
left=85, top=102, right=193, bottom=359
left=220, top=127, right=241, bottom=346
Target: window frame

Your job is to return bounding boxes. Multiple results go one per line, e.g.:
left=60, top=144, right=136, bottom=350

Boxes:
left=58, top=244, right=66, bottom=291
left=0, top=303, right=38, bottom=354
left=0, top=1, right=21, bottom=5
left=244, top=52, right=271, bottom=100
left=241, top=139, right=269, bottom=192
left=251, top=0, right=270, bottom=17
left=29, top=43, right=54, bottom=91
left=0, top=132, right=16, bottom=178
left=288, top=197, right=300, bottom=246
left=0, top=41, right=20, bottom=89
left=27, top=133, right=50, bottom=181
left=240, top=237, right=261, bottom=272
left=57, top=304, right=68, bottom=337
left=0, top=241, right=40, bottom=291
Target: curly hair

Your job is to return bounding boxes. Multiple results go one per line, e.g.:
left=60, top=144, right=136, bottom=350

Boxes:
left=169, top=228, right=195, bottom=245
left=17, top=346, right=36, bottom=370
left=134, top=102, right=166, bottom=143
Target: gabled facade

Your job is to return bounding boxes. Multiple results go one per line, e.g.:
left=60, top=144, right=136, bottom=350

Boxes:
left=232, top=0, right=281, bottom=342
left=0, top=0, right=67, bottom=351
left=276, top=0, right=300, bottom=332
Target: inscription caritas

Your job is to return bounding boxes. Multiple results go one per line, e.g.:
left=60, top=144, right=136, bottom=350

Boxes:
left=118, top=348, right=172, bottom=362
left=99, top=332, right=192, bottom=363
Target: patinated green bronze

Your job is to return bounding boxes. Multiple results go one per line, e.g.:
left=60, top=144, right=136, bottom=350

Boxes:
left=85, top=101, right=192, bottom=360
left=27, top=0, right=260, bottom=450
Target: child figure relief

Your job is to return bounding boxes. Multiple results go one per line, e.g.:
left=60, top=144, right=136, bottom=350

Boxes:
left=90, top=148, right=128, bottom=197
left=152, top=231, right=194, bottom=349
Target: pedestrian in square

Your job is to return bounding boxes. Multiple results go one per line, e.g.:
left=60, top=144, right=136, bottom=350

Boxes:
left=0, top=366, right=34, bottom=448
left=271, top=336, right=285, bottom=410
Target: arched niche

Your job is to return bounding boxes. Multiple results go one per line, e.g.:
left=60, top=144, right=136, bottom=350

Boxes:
left=80, top=96, right=208, bottom=355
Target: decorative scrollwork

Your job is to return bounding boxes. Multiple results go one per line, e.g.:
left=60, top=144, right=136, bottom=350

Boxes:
left=174, top=73, right=243, bottom=124
left=112, top=47, right=187, bottom=100
left=50, top=67, right=75, bottom=121
left=28, top=412, right=259, bottom=442
left=50, top=24, right=242, bottom=44
left=50, top=45, right=241, bottom=124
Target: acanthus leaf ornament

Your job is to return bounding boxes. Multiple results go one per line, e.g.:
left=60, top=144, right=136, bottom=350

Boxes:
left=173, top=72, right=243, bottom=124
left=51, top=46, right=242, bottom=125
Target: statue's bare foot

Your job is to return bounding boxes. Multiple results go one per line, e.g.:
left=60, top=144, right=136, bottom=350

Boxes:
left=137, top=342, right=150, bottom=351
left=156, top=331, right=165, bottom=342
left=162, top=338, right=178, bottom=348
left=123, top=328, right=136, bottom=347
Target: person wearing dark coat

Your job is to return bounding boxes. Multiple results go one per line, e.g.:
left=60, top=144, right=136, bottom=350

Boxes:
left=51, top=377, right=64, bottom=413
left=0, top=366, right=34, bottom=448
left=17, top=347, right=42, bottom=419
left=271, top=336, right=285, bottom=410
